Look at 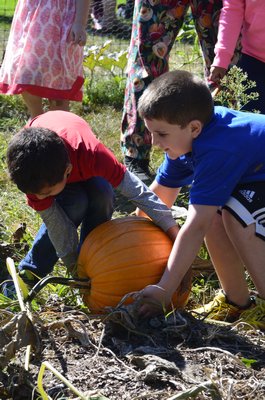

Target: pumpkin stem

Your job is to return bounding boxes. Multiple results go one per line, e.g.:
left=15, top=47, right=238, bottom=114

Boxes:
left=25, top=276, right=91, bottom=302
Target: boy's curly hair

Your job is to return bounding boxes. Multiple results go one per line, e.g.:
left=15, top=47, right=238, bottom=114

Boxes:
left=138, top=70, right=214, bottom=127
left=7, top=127, right=70, bottom=194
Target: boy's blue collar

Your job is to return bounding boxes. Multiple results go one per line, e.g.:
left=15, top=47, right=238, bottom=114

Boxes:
left=201, top=106, right=222, bottom=131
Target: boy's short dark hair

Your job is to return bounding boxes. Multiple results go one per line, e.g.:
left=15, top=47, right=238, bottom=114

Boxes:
left=138, top=70, right=214, bottom=127
left=7, top=127, right=70, bottom=193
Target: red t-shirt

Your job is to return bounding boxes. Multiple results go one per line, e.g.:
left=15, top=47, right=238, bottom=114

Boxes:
left=26, top=111, right=126, bottom=211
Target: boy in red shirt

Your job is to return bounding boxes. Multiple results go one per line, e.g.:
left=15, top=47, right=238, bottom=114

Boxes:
left=7, top=111, right=177, bottom=282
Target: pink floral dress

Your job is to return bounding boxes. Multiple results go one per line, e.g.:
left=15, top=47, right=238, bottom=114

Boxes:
left=0, top=0, right=84, bottom=101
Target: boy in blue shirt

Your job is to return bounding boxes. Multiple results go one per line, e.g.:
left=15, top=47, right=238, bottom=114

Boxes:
left=137, top=70, right=265, bottom=329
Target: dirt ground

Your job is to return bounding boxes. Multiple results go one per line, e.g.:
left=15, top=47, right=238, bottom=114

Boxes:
left=1, top=197, right=265, bottom=400
left=1, top=299, right=265, bottom=400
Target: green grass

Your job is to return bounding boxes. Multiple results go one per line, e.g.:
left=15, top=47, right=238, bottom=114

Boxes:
left=0, top=1, right=16, bottom=62
left=0, top=0, right=16, bottom=17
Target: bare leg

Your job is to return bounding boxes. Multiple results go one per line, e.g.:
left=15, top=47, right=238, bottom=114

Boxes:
left=48, top=99, right=70, bottom=112
left=205, top=212, right=250, bottom=306
left=21, top=92, right=44, bottom=119
left=223, top=210, right=265, bottom=299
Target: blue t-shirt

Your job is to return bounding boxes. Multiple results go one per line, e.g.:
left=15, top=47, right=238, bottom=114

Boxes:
left=156, top=106, right=265, bottom=206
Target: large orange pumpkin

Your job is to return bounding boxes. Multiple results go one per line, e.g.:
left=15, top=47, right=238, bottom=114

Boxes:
left=77, top=216, right=192, bottom=313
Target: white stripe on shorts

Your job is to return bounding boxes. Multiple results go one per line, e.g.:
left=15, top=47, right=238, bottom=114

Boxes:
left=225, top=197, right=265, bottom=239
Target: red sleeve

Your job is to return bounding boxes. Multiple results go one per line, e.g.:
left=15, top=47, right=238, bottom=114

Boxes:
left=27, top=194, right=54, bottom=211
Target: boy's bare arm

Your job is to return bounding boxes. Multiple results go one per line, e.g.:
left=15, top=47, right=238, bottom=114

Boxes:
left=139, top=204, right=218, bottom=317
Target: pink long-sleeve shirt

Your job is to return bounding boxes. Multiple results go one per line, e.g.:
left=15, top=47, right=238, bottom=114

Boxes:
left=213, top=0, right=265, bottom=69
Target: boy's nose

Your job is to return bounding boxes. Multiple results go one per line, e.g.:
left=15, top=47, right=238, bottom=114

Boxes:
left=152, top=138, right=161, bottom=148
left=151, top=134, right=157, bottom=146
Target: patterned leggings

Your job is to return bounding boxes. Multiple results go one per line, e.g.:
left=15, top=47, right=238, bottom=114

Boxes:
left=121, top=0, right=240, bottom=160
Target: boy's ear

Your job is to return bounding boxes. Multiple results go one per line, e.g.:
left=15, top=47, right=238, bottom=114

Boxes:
left=65, top=163, right=73, bottom=178
left=190, top=120, right=202, bottom=138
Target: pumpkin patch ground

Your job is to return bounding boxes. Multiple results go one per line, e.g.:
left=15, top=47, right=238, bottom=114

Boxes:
left=1, top=201, right=265, bottom=400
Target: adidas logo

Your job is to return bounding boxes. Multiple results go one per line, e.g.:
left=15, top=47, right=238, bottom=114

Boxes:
left=239, top=190, right=255, bottom=203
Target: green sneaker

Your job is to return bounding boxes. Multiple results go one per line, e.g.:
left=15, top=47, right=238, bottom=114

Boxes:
left=191, top=291, right=247, bottom=323
left=239, top=296, right=265, bottom=330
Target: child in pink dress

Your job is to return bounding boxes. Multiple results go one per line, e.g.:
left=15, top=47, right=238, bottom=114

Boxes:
left=0, top=0, right=90, bottom=118
left=209, top=0, right=265, bottom=113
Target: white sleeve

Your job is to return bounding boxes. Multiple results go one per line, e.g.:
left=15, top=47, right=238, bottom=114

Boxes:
left=117, top=170, right=176, bottom=232
left=38, top=202, right=79, bottom=268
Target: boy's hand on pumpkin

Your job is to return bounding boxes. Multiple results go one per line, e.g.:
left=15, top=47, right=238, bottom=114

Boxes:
left=137, top=284, right=170, bottom=318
